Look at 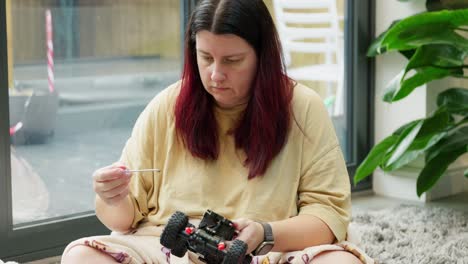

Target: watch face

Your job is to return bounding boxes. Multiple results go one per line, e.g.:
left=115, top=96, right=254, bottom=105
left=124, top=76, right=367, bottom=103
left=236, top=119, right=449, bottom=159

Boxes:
left=257, top=242, right=274, bottom=255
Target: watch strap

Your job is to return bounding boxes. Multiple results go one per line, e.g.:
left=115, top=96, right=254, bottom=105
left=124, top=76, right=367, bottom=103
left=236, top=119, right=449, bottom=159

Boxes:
left=260, top=222, right=274, bottom=242
left=253, top=222, right=274, bottom=255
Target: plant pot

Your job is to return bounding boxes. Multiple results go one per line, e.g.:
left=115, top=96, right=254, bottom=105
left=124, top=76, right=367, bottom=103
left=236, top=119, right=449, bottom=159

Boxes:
left=9, top=90, right=59, bottom=145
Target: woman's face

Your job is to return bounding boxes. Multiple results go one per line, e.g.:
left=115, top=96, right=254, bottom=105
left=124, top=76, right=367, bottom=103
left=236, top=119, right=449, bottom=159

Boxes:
left=195, top=30, right=258, bottom=109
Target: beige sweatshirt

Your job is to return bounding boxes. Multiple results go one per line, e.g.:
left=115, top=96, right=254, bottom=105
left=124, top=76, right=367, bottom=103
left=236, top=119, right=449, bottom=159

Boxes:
left=121, top=81, right=351, bottom=242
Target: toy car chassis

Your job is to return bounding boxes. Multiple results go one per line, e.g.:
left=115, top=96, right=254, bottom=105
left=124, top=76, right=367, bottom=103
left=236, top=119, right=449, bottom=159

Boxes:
left=160, top=210, right=252, bottom=264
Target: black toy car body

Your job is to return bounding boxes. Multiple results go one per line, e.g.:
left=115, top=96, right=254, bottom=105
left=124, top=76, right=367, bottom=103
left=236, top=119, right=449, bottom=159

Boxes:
left=160, top=210, right=251, bottom=264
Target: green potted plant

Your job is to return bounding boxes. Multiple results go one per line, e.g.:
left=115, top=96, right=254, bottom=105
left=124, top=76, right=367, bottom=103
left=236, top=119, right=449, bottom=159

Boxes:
left=354, top=4, right=468, bottom=197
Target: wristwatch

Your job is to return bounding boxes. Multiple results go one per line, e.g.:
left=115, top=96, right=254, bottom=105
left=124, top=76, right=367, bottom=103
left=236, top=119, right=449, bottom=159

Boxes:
left=253, top=222, right=275, bottom=255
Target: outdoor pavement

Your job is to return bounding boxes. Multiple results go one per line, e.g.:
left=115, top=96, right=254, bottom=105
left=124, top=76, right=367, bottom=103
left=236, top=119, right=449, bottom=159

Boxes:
left=10, top=57, right=180, bottom=225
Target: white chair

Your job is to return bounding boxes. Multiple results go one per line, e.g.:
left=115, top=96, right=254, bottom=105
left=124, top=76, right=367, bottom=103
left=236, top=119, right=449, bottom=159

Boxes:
left=273, top=0, right=344, bottom=116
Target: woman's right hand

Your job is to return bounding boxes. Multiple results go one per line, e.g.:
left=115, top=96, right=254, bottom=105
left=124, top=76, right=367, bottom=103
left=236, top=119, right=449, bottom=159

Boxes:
left=92, top=163, right=132, bottom=206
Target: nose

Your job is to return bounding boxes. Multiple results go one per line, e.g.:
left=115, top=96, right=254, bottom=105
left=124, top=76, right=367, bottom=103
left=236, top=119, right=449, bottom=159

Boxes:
left=211, top=63, right=226, bottom=83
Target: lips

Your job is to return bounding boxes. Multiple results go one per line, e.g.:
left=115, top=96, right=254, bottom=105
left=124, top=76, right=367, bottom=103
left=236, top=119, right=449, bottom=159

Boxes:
left=211, top=86, right=228, bottom=91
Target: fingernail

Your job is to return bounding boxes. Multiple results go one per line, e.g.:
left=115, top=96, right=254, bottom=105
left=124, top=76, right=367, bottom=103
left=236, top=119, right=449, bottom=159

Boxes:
left=125, top=170, right=131, bottom=176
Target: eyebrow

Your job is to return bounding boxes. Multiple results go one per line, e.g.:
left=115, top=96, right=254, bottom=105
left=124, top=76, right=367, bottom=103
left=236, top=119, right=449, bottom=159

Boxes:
left=196, top=49, right=247, bottom=57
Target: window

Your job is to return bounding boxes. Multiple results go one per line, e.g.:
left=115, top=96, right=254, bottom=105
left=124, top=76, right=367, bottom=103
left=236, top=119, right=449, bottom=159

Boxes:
left=267, top=0, right=347, bottom=154
left=1, top=0, right=191, bottom=261
left=264, top=0, right=373, bottom=191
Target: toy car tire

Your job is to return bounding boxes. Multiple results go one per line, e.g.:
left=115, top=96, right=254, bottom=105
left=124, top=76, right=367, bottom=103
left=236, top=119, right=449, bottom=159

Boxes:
left=160, top=211, right=189, bottom=249
left=170, top=241, right=188, bottom=258
left=222, top=239, right=248, bottom=264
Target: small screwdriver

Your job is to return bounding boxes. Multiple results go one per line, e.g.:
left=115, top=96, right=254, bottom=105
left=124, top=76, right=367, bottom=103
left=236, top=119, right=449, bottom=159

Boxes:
left=119, top=166, right=160, bottom=173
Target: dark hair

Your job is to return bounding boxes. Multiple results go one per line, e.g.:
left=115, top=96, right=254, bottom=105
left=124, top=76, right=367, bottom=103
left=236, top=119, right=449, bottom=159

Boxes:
left=175, top=0, right=293, bottom=179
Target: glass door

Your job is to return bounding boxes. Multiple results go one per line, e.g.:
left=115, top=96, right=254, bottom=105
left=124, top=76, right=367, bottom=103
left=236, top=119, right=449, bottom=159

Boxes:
left=265, top=0, right=348, bottom=159
left=1, top=0, right=188, bottom=261
left=264, top=0, right=374, bottom=191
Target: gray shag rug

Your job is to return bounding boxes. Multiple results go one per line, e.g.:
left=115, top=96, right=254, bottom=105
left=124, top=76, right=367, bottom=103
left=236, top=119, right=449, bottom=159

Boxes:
left=350, top=204, right=468, bottom=264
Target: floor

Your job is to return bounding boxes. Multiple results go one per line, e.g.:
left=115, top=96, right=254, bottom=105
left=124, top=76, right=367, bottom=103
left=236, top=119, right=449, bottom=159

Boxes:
left=352, top=190, right=468, bottom=213
left=22, top=191, right=468, bottom=264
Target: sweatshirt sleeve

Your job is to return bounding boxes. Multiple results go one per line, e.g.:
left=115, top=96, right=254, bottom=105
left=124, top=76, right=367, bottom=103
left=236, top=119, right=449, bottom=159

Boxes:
left=119, top=84, right=176, bottom=228
left=296, top=87, right=351, bottom=242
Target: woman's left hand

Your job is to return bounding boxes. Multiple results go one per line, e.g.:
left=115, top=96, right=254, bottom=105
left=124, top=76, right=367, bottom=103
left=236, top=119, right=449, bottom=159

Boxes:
left=231, top=218, right=265, bottom=254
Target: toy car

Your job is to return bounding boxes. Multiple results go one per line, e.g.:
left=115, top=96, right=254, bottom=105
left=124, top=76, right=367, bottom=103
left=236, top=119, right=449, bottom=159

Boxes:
left=160, top=210, right=252, bottom=264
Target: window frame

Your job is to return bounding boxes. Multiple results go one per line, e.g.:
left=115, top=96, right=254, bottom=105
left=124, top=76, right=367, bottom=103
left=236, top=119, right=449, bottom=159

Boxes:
left=0, top=0, right=374, bottom=261
left=346, top=0, right=374, bottom=192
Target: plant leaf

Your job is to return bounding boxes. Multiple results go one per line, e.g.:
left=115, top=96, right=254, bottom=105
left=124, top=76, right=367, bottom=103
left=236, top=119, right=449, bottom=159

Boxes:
left=384, top=109, right=452, bottom=170
left=417, top=144, right=467, bottom=196
left=383, top=66, right=462, bottom=102
left=416, top=126, right=468, bottom=196
left=437, top=87, right=468, bottom=115
left=386, top=132, right=447, bottom=171
left=367, top=20, right=401, bottom=56
left=427, top=0, right=468, bottom=11
left=417, top=127, right=468, bottom=196
left=354, top=135, right=399, bottom=185
left=393, top=119, right=422, bottom=136
left=383, top=44, right=466, bottom=103
left=416, top=107, right=453, bottom=136
left=426, top=126, right=468, bottom=161
left=406, top=44, right=467, bottom=69
left=464, top=168, right=468, bottom=178
left=383, top=70, right=405, bottom=102
left=399, top=49, right=417, bottom=60
left=380, top=9, right=468, bottom=52
left=382, top=120, right=424, bottom=170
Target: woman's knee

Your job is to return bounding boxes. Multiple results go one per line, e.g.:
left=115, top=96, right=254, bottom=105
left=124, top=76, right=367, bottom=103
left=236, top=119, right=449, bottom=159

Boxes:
left=61, top=245, right=116, bottom=264
left=312, top=250, right=363, bottom=264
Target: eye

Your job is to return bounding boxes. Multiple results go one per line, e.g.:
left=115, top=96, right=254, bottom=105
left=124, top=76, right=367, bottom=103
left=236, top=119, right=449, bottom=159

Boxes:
left=224, top=58, right=240, bottom=64
left=202, top=56, right=213, bottom=62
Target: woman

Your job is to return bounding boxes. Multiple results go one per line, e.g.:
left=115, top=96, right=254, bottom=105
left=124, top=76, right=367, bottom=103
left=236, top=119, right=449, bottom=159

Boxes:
left=62, top=0, right=373, bottom=263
